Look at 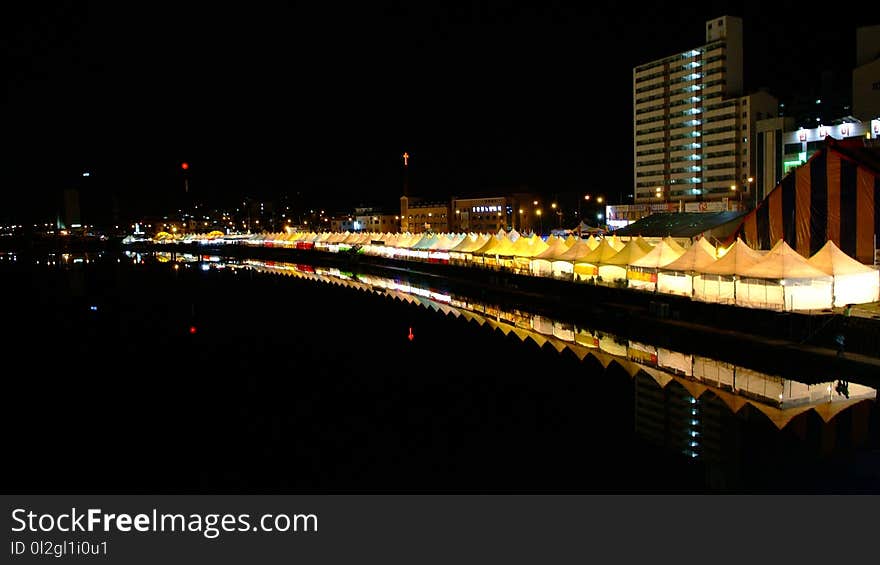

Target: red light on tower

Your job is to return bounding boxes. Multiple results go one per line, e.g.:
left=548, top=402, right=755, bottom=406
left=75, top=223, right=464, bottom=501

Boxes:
left=181, top=162, right=190, bottom=171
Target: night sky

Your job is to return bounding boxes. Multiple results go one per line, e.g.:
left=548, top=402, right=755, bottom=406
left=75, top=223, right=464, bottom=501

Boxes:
left=5, top=1, right=879, bottom=223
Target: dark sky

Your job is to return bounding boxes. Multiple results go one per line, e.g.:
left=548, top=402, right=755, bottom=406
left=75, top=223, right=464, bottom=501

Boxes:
left=4, top=1, right=879, bottom=223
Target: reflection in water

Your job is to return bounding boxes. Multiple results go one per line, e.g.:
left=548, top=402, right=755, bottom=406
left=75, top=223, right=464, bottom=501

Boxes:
left=21, top=250, right=877, bottom=491
left=181, top=254, right=876, bottom=434
left=210, top=256, right=877, bottom=488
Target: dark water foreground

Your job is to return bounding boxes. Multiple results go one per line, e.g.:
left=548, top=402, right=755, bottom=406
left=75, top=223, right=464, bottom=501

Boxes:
left=1, top=251, right=878, bottom=493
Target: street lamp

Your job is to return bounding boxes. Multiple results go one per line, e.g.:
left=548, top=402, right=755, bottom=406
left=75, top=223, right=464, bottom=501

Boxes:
left=731, top=184, right=742, bottom=207
left=579, top=194, right=590, bottom=219
left=536, top=209, right=543, bottom=235
left=551, top=202, right=562, bottom=228
left=748, top=176, right=756, bottom=208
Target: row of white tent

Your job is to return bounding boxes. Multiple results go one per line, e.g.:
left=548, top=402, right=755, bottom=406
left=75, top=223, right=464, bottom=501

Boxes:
left=179, top=229, right=880, bottom=311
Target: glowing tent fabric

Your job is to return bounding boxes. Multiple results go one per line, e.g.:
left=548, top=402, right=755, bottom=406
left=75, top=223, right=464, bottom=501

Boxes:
left=542, top=237, right=594, bottom=279
left=701, top=238, right=763, bottom=276
left=449, top=233, right=491, bottom=263
left=629, top=237, right=685, bottom=269
left=737, top=240, right=833, bottom=311
left=598, top=237, right=654, bottom=282
left=656, top=238, right=718, bottom=297
left=693, top=239, right=763, bottom=305
left=807, top=240, right=880, bottom=306
left=627, top=237, right=687, bottom=291
left=472, top=233, right=506, bottom=256
left=530, top=236, right=574, bottom=277
left=584, top=235, right=601, bottom=250
left=510, top=234, right=549, bottom=258
left=572, top=238, right=622, bottom=279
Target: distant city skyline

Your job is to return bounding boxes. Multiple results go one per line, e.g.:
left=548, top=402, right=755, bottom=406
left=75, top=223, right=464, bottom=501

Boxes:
left=5, top=2, right=878, bottom=224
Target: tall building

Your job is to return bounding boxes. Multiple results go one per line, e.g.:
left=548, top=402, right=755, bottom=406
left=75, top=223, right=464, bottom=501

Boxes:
left=754, top=116, right=796, bottom=204
left=633, top=16, right=778, bottom=207
left=853, top=24, right=880, bottom=122
left=60, top=188, right=81, bottom=229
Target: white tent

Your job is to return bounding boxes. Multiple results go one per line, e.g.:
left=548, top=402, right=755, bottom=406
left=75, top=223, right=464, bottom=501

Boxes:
left=470, top=232, right=509, bottom=266
left=449, top=233, right=489, bottom=263
left=627, top=237, right=686, bottom=291
left=509, top=233, right=549, bottom=258
left=426, top=233, right=461, bottom=262
left=598, top=237, right=654, bottom=283
left=482, top=235, right=519, bottom=268
left=504, top=234, right=549, bottom=272
left=693, top=238, right=762, bottom=305
left=573, top=238, right=622, bottom=281
left=584, top=235, right=601, bottom=250
left=738, top=240, right=834, bottom=311
left=656, top=237, right=718, bottom=297
left=807, top=240, right=880, bottom=307
left=550, top=237, right=598, bottom=280
left=530, top=236, right=574, bottom=277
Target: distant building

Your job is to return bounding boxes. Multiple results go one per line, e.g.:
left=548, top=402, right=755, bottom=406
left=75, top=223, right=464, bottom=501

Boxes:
left=451, top=196, right=510, bottom=233
left=752, top=24, right=880, bottom=204
left=853, top=24, right=880, bottom=121
left=60, top=188, right=81, bottom=229
left=332, top=209, right=399, bottom=233
left=773, top=118, right=878, bottom=177
left=398, top=191, right=547, bottom=234
left=633, top=15, right=778, bottom=210
left=755, top=117, right=875, bottom=204
left=403, top=199, right=450, bottom=233
left=753, top=116, right=796, bottom=204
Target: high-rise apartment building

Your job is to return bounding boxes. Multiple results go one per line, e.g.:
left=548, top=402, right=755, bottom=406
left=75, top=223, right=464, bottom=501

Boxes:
left=633, top=16, right=777, bottom=206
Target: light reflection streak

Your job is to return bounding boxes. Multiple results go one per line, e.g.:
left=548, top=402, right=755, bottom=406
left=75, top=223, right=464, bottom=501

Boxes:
left=198, top=256, right=876, bottom=430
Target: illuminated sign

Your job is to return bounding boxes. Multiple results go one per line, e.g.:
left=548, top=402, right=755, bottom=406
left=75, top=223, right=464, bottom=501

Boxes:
left=783, top=160, right=802, bottom=174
